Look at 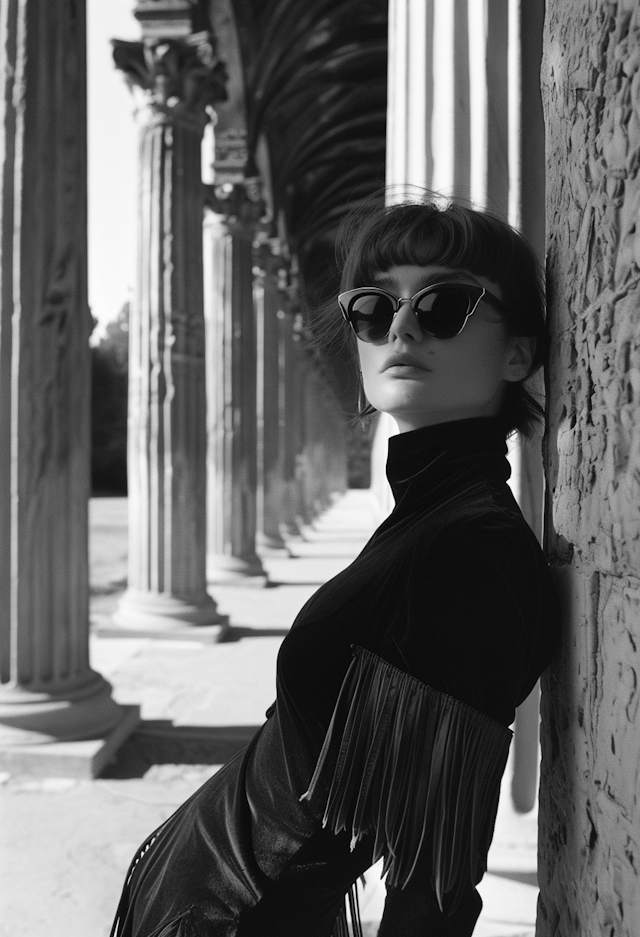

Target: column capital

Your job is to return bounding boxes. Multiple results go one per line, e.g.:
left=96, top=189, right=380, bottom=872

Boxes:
left=253, top=235, right=288, bottom=282
left=112, top=31, right=227, bottom=130
left=278, top=258, right=303, bottom=318
left=206, top=177, right=267, bottom=238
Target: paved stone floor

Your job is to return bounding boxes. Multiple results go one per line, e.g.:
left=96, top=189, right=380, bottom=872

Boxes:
left=0, top=490, right=538, bottom=937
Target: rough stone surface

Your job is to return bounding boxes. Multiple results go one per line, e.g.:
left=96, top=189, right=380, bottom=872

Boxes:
left=539, top=3, right=640, bottom=933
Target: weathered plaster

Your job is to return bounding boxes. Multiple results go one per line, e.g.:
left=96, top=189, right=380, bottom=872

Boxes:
left=539, top=2, right=640, bottom=933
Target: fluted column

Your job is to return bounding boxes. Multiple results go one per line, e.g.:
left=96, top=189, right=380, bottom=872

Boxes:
left=293, top=318, right=316, bottom=528
left=431, top=0, right=471, bottom=195
left=297, top=357, right=315, bottom=523
left=469, top=0, right=509, bottom=211
left=0, top=0, right=124, bottom=746
left=278, top=303, right=298, bottom=537
left=386, top=0, right=433, bottom=192
left=386, top=0, right=471, bottom=198
left=204, top=181, right=266, bottom=583
left=112, top=32, right=226, bottom=630
left=280, top=307, right=306, bottom=536
left=386, top=0, right=543, bottom=815
left=254, top=241, right=289, bottom=554
left=507, top=0, right=546, bottom=814
left=302, top=365, right=347, bottom=515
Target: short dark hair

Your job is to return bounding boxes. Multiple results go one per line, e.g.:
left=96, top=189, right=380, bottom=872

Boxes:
left=328, top=194, right=547, bottom=437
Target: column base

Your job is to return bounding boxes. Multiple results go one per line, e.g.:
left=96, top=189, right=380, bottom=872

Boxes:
left=293, top=514, right=317, bottom=539
left=0, top=672, right=125, bottom=746
left=280, top=523, right=303, bottom=542
left=256, top=529, right=292, bottom=557
left=207, top=552, right=268, bottom=586
left=111, top=588, right=227, bottom=634
left=0, top=705, right=140, bottom=779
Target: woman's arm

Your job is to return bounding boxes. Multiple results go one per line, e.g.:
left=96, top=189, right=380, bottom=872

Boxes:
left=377, top=879, right=482, bottom=937
left=385, top=516, right=549, bottom=726
left=373, top=516, right=551, bottom=933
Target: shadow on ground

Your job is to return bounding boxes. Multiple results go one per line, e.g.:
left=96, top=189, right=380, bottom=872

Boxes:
left=101, top=723, right=260, bottom=778
left=90, top=578, right=127, bottom=596
left=218, top=626, right=290, bottom=642
left=489, top=869, right=538, bottom=887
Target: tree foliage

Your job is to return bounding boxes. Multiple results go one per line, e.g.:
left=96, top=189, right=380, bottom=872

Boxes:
left=91, top=304, right=129, bottom=495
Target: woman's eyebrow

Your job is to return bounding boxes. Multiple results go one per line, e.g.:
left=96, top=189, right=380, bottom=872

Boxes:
left=371, top=274, right=398, bottom=289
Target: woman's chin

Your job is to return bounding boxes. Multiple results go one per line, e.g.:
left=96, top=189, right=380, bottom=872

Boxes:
left=370, top=392, right=433, bottom=421
left=374, top=398, right=496, bottom=431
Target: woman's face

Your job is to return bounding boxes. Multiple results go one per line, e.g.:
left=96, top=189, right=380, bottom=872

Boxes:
left=356, top=264, right=533, bottom=433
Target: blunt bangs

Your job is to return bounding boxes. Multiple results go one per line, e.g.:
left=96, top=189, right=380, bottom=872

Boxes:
left=339, top=205, right=510, bottom=289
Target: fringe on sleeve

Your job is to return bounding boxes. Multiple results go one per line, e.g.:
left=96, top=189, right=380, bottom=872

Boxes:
left=300, top=645, right=512, bottom=915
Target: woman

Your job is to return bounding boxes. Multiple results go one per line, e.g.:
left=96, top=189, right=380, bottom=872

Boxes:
left=111, top=196, right=559, bottom=937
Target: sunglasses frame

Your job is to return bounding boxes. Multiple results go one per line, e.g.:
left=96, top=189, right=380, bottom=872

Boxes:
left=338, top=282, right=509, bottom=343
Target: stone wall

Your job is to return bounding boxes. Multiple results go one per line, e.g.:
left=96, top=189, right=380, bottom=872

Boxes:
left=538, top=2, right=640, bottom=932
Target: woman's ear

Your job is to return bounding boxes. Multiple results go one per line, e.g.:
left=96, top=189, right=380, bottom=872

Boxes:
left=504, top=336, right=536, bottom=383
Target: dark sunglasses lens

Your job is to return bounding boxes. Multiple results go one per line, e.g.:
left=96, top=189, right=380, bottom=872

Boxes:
left=414, top=287, right=471, bottom=338
left=348, top=293, right=395, bottom=342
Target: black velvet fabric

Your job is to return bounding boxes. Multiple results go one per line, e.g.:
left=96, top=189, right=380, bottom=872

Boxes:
left=111, top=417, right=560, bottom=937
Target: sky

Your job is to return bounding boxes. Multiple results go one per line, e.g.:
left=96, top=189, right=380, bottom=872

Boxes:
left=87, top=0, right=139, bottom=339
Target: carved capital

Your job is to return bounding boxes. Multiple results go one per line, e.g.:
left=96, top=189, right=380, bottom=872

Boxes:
left=212, top=128, right=249, bottom=184
left=292, top=309, right=308, bottom=344
left=206, top=178, right=267, bottom=236
left=253, top=234, right=286, bottom=281
left=112, top=31, right=227, bottom=129
left=279, top=256, right=301, bottom=313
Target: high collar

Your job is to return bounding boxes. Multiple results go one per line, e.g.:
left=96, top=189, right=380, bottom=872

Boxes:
left=386, top=417, right=510, bottom=509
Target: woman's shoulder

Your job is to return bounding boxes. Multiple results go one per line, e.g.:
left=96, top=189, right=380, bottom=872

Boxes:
left=408, top=494, right=554, bottom=610
left=414, top=487, right=544, bottom=563
left=454, top=498, right=540, bottom=548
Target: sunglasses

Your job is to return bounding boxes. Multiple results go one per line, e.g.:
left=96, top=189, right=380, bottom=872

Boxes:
left=338, top=282, right=509, bottom=343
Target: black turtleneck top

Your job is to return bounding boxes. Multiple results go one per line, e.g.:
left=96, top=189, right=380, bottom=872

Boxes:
left=112, top=417, right=560, bottom=937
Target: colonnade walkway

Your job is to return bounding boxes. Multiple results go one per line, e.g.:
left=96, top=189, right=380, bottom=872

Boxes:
left=1, top=490, right=537, bottom=937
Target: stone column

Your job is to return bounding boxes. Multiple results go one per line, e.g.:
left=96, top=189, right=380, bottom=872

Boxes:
left=204, top=180, right=267, bottom=583
left=507, top=0, right=547, bottom=815
left=303, top=367, right=322, bottom=516
left=468, top=0, right=509, bottom=211
left=254, top=241, right=289, bottom=554
left=387, top=0, right=470, bottom=197
left=278, top=301, right=297, bottom=537
left=298, top=357, right=316, bottom=522
left=112, top=31, right=227, bottom=631
left=431, top=0, right=471, bottom=195
left=386, top=0, right=543, bottom=817
left=302, top=365, right=347, bottom=515
left=0, top=0, right=124, bottom=748
left=507, top=0, right=545, bottom=553
left=280, top=306, right=307, bottom=536
left=293, top=319, right=316, bottom=528
left=386, top=0, right=433, bottom=192
left=538, top=2, right=640, bottom=931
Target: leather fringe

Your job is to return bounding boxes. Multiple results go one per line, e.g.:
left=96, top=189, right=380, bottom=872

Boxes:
left=301, top=645, right=512, bottom=915
left=110, top=827, right=166, bottom=937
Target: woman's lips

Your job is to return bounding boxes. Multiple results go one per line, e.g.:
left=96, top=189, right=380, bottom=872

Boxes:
left=382, top=353, right=430, bottom=373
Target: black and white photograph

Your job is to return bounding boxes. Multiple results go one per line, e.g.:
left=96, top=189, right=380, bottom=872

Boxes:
left=0, top=2, right=636, bottom=935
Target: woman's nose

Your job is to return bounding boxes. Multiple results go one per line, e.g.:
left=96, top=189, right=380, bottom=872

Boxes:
left=388, top=298, right=423, bottom=342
